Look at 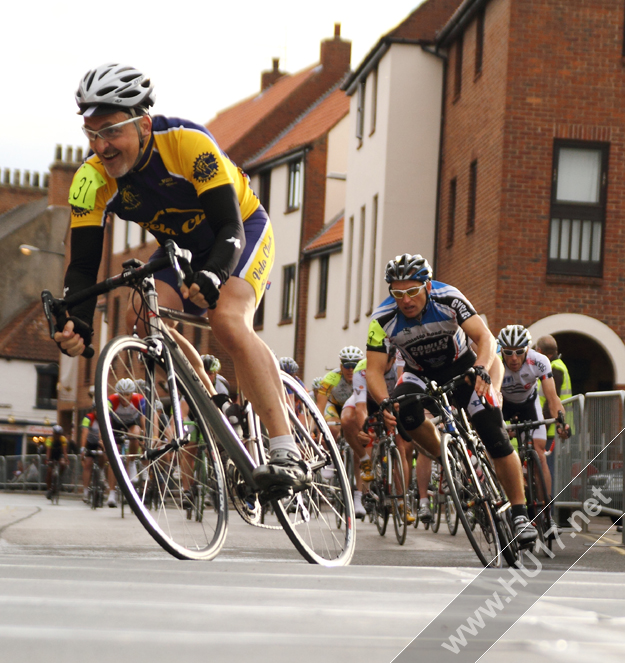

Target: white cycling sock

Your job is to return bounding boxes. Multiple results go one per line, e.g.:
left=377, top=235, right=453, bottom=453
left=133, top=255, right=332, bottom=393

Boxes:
left=420, top=498, right=430, bottom=508
left=269, top=435, right=299, bottom=457
left=360, top=454, right=370, bottom=463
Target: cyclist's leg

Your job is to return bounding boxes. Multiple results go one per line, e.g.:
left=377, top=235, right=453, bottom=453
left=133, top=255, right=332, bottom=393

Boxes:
left=530, top=396, right=552, bottom=497
left=392, top=376, right=441, bottom=459
left=82, top=453, right=93, bottom=502
left=324, top=402, right=342, bottom=442
left=341, top=398, right=367, bottom=489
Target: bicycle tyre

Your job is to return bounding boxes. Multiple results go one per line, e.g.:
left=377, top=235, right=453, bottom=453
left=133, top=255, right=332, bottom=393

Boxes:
left=51, top=464, right=60, bottom=505
left=90, top=465, right=99, bottom=510
left=271, top=373, right=356, bottom=566
left=441, top=433, right=502, bottom=568
left=445, top=495, right=459, bottom=535
left=96, top=335, right=228, bottom=561
left=390, top=445, right=407, bottom=545
left=371, top=452, right=389, bottom=536
left=431, top=496, right=442, bottom=533
left=526, top=448, right=551, bottom=554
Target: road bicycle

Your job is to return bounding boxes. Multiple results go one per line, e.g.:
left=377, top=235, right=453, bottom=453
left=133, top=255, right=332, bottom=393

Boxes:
left=362, top=410, right=408, bottom=545
left=42, top=240, right=355, bottom=566
left=331, top=433, right=356, bottom=527
left=506, top=415, right=564, bottom=555
left=48, top=460, right=61, bottom=505
left=383, top=369, right=521, bottom=568
left=85, top=449, right=105, bottom=509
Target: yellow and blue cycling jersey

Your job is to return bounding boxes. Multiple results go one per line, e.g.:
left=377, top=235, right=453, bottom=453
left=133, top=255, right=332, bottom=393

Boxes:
left=69, top=116, right=259, bottom=269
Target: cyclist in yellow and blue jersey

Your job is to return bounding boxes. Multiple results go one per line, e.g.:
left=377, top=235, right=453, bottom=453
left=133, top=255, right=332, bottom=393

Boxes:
left=316, top=346, right=364, bottom=440
left=55, top=63, right=311, bottom=494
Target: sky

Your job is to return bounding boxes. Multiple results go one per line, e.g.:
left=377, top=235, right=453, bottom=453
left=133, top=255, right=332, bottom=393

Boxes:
left=1, top=0, right=425, bottom=179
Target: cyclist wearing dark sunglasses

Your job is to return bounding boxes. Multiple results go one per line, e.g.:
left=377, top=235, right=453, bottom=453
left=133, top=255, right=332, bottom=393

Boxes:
left=498, top=325, right=570, bottom=529
left=365, top=254, right=539, bottom=547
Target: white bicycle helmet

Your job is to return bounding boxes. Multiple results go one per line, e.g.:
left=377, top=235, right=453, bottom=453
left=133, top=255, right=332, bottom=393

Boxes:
left=115, top=378, right=136, bottom=395
left=339, top=346, right=364, bottom=363
left=202, top=354, right=221, bottom=373
left=52, top=424, right=64, bottom=435
left=385, top=254, right=432, bottom=283
left=497, top=325, right=532, bottom=349
left=279, top=357, right=299, bottom=375
left=76, top=63, right=155, bottom=117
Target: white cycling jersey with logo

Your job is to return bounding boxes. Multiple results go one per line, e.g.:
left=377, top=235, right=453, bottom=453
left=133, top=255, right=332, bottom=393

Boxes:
left=500, top=348, right=553, bottom=404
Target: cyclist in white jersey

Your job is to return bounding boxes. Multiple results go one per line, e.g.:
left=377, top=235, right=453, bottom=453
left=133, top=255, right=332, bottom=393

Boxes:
left=498, top=325, right=570, bottom=530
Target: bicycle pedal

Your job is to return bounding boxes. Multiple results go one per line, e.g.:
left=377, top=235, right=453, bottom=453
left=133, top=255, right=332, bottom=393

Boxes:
left=260, top=485, right=294, bottom=503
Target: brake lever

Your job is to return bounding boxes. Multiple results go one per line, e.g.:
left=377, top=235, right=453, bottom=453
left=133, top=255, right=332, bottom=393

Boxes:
left=41, top=290, right=94, bottom=358
left=164, top=240, right=193, bottom=289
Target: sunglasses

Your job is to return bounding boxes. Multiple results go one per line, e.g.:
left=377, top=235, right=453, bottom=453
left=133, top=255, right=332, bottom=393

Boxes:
left=82, top=115, right=142, bottom=142
left=502, top=348, right=527, bottom=356
left=389, top=283, right=427, bottom=300
left=341, top=361, right=358, bottom=370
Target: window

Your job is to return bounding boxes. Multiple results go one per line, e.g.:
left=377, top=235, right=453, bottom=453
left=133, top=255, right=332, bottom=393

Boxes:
left=259, top=170, right=271, bottom=213
left=354, top=206, right=366, bottom=323
left=447, top=178, right=457, bottom=247
left=475, top=9, right=485, bottom=75
left=548, top=141, right=608, bottom=277
left=36, top=364, right=58, bottom=410
left=367, top=194, right=379, bottom=315
left=287, top=161, right=301, bottom=211
left=454, top=34, right=464, bottom=98
left=281, top=264, right=296, bottom=322
left=317, top=255, right=329, bottom=316
left=369, top=67, right=378, bottom=135
left=344, top=216, right=354, bottom=329
left=253, top=294, right=265, bottom=329
left=356, top=79, right=366, bottom=143
left=467, top=160, right=477, bottom=233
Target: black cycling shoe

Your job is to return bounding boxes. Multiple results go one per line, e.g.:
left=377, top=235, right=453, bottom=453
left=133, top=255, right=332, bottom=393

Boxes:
left=253, top=449, right=312, bottom=493
left=513, top=514, right=538, bottom=549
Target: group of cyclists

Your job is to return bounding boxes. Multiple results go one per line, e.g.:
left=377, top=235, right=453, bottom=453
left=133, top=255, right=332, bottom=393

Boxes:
left=48, top=62, right=572, bottom=558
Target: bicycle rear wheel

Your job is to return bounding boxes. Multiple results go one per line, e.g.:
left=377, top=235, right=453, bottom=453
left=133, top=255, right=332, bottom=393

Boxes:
left=441, top=434, right=501, bottom=568
left=271, top=373, right=355, bottom=566
left=96, top=335, right=228, bottom=561
left=445, top=495, right=459, bottom=535
left=526, top=448, right=551, bottom=554
left=390, top=446, right=407, bottom=545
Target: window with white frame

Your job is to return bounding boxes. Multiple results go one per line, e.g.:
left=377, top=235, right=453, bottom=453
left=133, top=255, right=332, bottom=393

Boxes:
left=287, top=160, right=301, bottom=211
left=356, top=79, right=366, bottom=143
left=281, top=264, right=296, bottom=322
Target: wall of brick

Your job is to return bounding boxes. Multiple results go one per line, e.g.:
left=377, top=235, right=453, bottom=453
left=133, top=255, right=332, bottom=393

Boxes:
left=438, top=0, right=625, bottom=338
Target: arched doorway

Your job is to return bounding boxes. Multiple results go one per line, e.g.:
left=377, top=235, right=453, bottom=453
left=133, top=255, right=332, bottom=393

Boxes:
left=528, top=313, right=625, bottom=393
left=553, top=332, right=614, bottom=394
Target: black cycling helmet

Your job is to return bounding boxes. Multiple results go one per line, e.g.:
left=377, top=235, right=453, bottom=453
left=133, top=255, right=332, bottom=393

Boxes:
left=385, top=254, right=432, bottom=283
left=52, top=424, right=64, bottom=435
left=202, top=354, right=221, bottom=373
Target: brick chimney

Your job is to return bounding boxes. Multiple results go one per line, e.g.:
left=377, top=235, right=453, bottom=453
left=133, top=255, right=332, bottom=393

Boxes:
left=319, top=23, right=351, bottom=75
left=48, top=144, right=82, bottom=207
left=261, top=58, right=286, bottom=91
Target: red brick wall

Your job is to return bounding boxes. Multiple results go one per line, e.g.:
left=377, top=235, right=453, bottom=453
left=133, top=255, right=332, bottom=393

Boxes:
left=0, top=184, right=47, bottom=216
left=437, top=0, right=511, bottom=328
left=438, top=0, right=625, bottom=344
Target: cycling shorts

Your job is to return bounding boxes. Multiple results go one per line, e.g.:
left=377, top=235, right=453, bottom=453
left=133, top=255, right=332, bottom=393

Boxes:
left=151, top=206, right=274, bottom=314
left=392, top=371, right=513, bottom=459
left=502, top=392, right=546, bottom=440
left=324, top=402, right=342, bottom=421
left=343, top=393, right=377, bottom=417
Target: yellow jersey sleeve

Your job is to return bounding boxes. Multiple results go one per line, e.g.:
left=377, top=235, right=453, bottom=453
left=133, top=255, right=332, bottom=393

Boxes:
left=69, top=161, right=115, bottom=228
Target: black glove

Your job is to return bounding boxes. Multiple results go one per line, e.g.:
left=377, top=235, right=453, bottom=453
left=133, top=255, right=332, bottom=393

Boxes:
left=192, top=270, right=221, bottom=309
left=472, top=365, right=492, bottom=385
left=56, top=316, right=93, bottom=356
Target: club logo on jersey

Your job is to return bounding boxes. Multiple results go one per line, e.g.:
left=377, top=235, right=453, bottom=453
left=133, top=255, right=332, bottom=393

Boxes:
left=71, top=204, right=89, bottom=218
left=193, top=152, right=219, bottom=183
left=120, top=186, right=142, bottom=211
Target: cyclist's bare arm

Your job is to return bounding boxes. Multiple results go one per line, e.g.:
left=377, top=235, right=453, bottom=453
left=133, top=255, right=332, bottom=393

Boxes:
left=540, top=376, right=570, bottom=438
left=366, top=351, right=393, bottom=429
left=461, top=315, right=497, bottom=397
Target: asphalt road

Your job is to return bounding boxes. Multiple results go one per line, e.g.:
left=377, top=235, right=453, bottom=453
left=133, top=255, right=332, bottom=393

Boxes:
left=0, top=491, right=624, bottom=663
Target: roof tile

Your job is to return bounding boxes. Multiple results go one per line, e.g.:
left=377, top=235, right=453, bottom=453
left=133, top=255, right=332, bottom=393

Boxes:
left=0, top=301, right=59, bottom=362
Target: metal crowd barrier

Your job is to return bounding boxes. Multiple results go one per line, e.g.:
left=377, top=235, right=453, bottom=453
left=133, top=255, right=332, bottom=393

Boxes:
left=554, top=392, right=624, bottom=543
left=0, top=454, right=81, bottom=493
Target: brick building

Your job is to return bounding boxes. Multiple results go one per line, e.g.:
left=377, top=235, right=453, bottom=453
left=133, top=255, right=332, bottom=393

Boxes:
left=436, top=0, right=625, bottom=392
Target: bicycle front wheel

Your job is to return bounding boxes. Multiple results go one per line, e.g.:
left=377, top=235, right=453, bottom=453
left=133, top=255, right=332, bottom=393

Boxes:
left=441, top=434, right=501, bottom=568
left=389, top=446, right=407, bottom=545
left=95, top=335, right=228, bottom=561
left=272, top=373, right=355, bottom=566
left=526, top=448, right=551, bottom=554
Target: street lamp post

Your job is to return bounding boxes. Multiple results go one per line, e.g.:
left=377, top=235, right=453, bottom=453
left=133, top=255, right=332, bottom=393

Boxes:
left=19, top=244, right=65, bottom=257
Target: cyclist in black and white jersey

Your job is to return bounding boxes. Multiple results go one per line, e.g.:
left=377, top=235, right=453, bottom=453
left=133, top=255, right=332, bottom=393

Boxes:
left=498, top=325, right=570, bottom=530
left=366, top=253, right=538, bottom=546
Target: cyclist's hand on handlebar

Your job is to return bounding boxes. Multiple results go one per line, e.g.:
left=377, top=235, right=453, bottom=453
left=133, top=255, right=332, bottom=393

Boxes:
left=181, top=270, right=220, bottom=310
left=467, top=365, right=491, bottom=398
left=381, top=402, right=399, bottom=432
left=54, top=318, right=90, bottom=357
left=556, top=410, right=571, bottom=439
left=356, top=430, right=371, bottom=447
